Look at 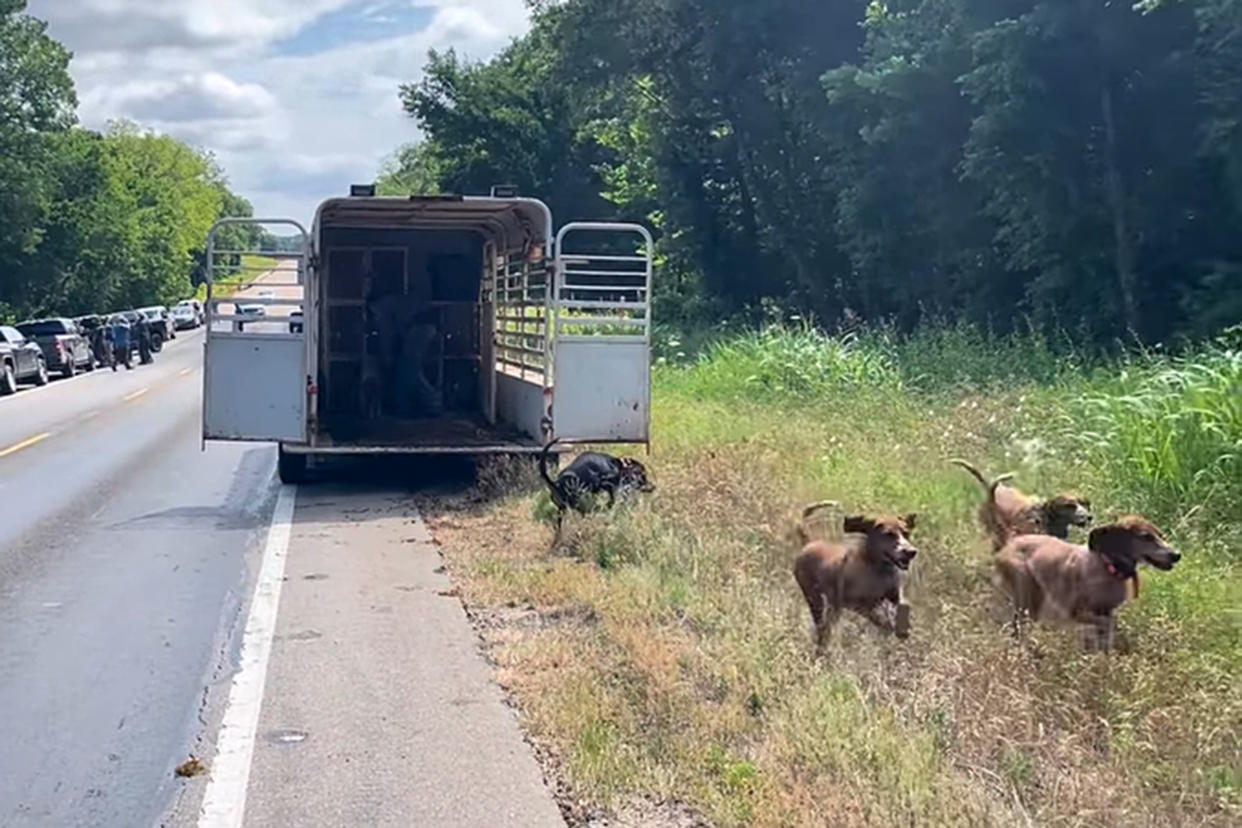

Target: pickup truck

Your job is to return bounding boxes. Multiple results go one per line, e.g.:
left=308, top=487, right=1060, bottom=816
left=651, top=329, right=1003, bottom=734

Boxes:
left=0, top=325, right=49, bottom=394
left=202, top=190, right=653, bottom=483
left=16, top=317, right=96, bottom=377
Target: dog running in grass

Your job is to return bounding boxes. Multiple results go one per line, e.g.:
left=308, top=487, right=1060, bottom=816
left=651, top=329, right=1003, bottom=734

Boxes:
left=994, top=515, right=1179, bottom=650
left=951, top=459, right=1092, bottom=550
left=793, top=504, right=919, bottom=647
left=538, top=438, right=654, bottom=537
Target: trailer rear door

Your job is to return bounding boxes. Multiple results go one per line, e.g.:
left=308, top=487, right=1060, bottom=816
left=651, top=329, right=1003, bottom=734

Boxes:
left=551, top=222, right=653, bottom=444
left=202, top=218, right=309, bottom=444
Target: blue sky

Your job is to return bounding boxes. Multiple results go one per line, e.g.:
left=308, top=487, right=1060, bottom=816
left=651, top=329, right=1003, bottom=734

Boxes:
left=28, top=0, right=531, bottom=220
left=273, top=1, right=436, bottom=56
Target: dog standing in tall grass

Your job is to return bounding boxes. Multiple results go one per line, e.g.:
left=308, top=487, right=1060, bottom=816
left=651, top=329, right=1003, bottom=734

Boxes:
left=793, top=504, right=919, bottom=647
left=994, top=515, right=1180, bottom=650
left=539, top=438, right=654, bottom=540
left=951, top=459, right=1092, bottom=550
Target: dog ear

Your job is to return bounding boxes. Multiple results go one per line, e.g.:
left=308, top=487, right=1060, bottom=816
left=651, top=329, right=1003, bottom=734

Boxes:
left=1088, top=525, right=1116, bottom=551
left=903, top=513, right=918, bottom=531
left=843, top=515, right=871, bottom=533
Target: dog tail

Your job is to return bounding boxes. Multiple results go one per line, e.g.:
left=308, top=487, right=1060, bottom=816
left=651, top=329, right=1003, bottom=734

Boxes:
left=539, top=437, right=565, bottom=508
left=950, top=459, right=1015, bottom=501
left=795, top=500, right=842, bottom=545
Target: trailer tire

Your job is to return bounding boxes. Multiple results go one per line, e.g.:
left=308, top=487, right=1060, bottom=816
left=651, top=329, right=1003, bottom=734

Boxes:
left=278, top=446, right=308, bottom=484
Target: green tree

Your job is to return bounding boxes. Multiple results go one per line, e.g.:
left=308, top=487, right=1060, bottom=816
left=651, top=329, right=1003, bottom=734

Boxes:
left=0, top=0, right=76, bottom=319
left=102, top=121, right=224, bottom=308
left=21, top=128, right=131, bottom=316
left=399, top=30, right=610, bottom=220
left=376, top=142, right=442, bottom=196
left=386, top=0, right=1242, bottom=343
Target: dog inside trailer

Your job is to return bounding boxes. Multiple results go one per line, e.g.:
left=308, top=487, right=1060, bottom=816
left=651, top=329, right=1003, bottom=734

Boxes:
left=312, top=198, right=552, bottom=451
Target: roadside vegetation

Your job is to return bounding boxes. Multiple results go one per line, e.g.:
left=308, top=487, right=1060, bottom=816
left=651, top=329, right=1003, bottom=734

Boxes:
left=426, top=324, right=1241, bottom=827
left=193, top=255, right=281, bottom=302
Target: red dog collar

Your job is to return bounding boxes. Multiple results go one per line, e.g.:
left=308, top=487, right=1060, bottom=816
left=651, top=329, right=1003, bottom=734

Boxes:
left=1103, top=558, right=1140, bottom=596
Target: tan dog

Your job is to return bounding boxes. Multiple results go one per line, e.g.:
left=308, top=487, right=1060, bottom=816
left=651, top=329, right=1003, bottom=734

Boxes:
left=994, top=515, right=1180, bottom=650
left=952, top=459, right=1092, bottom=550
left=793, top=508, right=919, bottom=647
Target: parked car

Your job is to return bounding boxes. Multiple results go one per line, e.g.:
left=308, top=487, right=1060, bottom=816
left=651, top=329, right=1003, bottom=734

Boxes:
left=171, top=304, right=198, bottom=330
left=138, top=306, right=175, bottom=344
left=289, top=307, right=303, bottom=334
left=233, top=302, right=266, bottom=332
left=176, top=298, right=204, bottom=325
left=16, top=317, right=95, bottom=378
left=0, top=325, right=49, bottom=394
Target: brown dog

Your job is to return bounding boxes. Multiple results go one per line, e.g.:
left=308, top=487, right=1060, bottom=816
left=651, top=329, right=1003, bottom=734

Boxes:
left=994, top=515, right=1180, bottom=650
left=793, top=510, right=919, bottom=647
left=952, top=459, right=1092, bottom=550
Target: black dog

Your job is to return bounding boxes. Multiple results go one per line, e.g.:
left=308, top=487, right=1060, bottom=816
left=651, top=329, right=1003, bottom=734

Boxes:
left=539, top=438, right=654, bottom=536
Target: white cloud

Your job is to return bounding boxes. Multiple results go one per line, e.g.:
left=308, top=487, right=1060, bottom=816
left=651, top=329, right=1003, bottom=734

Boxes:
left=27, top=0, right=532, bottom=223
left=33, top=0, right=352, bottom=53
left=84, top=73, right=277, bottom=122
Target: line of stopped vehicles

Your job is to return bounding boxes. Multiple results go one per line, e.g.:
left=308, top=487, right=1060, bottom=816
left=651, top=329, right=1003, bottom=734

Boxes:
left=0, top=299, right=205, bottom=394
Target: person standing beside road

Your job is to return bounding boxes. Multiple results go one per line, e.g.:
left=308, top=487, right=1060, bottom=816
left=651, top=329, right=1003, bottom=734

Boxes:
left=89, top=321, right=111, bottom=369
left=136, top=315, right=153, bottom=365
left=109, top=315, right=132, bottom=370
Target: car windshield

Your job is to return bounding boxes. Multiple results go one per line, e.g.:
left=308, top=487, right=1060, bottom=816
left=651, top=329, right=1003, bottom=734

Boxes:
left=143, top=309, right=161, bottom=318
left=17, top=320, right=69, bottom=335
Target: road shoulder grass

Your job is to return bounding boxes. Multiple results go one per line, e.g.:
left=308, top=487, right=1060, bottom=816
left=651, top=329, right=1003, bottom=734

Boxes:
left=423, top=327, right=1242, bottom=827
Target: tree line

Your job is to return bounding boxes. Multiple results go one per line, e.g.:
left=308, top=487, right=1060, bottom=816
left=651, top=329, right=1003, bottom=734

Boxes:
left=0, top=0, right=258, bottom=323
left=381, top=0, right=1242, bottom=345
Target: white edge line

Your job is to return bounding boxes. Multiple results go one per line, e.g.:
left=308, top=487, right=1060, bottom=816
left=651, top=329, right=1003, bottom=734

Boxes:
left=198, top=483, right=297, bottom=828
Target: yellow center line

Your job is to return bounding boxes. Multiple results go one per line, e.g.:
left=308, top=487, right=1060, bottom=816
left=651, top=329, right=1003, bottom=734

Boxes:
left=123, top=387, right=149, bottom=402
left=0, top=432, right=52, bottom=458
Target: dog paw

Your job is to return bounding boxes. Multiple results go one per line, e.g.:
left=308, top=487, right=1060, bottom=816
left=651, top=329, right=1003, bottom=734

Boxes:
left=894, top=604, right=911, bottom=639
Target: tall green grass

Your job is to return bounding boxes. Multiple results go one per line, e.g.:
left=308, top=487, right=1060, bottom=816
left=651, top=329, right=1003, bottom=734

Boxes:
left=655, top=325, right=902, bottom=402
left=658, top=323, right=1241, bottom=537
left=1063, top=347, right=1242, bottom=527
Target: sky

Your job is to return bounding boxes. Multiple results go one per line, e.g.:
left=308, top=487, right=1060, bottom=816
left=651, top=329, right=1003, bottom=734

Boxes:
left=27, top=1, right=532, bottom=223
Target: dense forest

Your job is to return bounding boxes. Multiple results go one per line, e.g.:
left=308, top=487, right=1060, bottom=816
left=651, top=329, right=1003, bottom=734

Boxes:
left=0, top=0, right=257, bottom=322
left=381, top=0, right=1242, bottom=345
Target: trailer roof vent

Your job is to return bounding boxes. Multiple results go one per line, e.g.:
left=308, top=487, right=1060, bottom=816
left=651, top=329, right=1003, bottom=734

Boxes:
left=349, top=183, right=376, bottom=197
left=490, top=184, right=519, bottom=198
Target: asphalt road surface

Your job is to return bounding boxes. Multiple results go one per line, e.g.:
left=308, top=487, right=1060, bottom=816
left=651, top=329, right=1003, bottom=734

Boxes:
left=0, top=276, right=563, bottom=827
